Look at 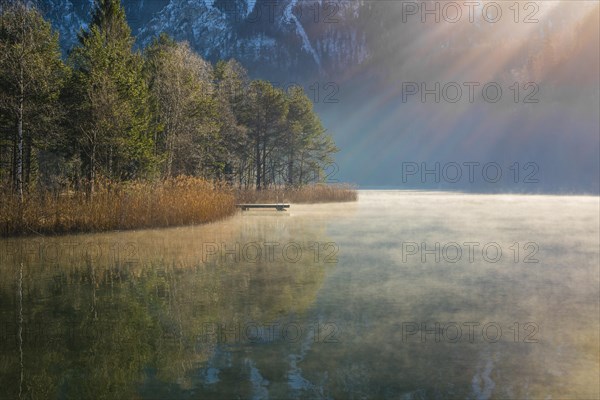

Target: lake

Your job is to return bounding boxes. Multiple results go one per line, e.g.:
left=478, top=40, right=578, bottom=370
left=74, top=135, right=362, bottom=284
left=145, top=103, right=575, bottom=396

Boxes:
left=1, top=191, right=598, bottom=399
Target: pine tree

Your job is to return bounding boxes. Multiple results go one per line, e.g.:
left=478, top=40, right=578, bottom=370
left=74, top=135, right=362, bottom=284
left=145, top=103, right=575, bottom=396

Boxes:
left=213, top=59, right=250, bottom=185
left=240, top=80, right=288, bottom=189
left=0, top=1, right=66, bottom=199
left=286, top=86, right=337, bottom=185
left=66, top=0, right=155, bottom=194
left=145, top=34, right=218, bottom=178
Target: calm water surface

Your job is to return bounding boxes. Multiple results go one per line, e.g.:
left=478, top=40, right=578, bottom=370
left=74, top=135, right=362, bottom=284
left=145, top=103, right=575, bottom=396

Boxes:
left=1, top=191, right=598, bottom=399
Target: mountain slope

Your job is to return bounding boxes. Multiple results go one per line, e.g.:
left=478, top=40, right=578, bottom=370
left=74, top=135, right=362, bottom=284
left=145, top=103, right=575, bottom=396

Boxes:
left=39, top=0, right=370, bottom=81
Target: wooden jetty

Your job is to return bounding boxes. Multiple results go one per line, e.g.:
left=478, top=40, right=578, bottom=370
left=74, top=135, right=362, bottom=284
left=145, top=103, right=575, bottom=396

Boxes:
left=236, top=204, right=290, bottom=211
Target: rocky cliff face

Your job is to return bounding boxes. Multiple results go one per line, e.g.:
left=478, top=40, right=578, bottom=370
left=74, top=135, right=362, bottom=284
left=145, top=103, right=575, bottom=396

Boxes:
left=37, top=1, right=593, bottom=84
left=39, top=0, right=371, bottom=81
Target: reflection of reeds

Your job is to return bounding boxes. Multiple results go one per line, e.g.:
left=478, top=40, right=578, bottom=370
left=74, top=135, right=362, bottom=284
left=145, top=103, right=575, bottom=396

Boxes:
left=236, top=184, right=358, bottom=204
left=0, top=180, right=357, bottom=237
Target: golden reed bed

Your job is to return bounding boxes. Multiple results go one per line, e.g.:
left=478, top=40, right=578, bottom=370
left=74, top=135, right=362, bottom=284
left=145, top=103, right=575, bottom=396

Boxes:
left=1, top=179, right=357, bottom=237
left=236, top=184, right=358, bottom=204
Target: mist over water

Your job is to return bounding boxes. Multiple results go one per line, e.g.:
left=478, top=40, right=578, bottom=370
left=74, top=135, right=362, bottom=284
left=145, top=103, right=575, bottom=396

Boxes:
left=0, top=191, right=598, bottom=398
left=2, top=0, right=599, bottom=397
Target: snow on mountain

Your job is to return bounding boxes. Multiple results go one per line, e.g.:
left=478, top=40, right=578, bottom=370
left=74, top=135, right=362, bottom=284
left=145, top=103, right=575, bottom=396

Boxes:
left=39, top=0, right=371, bottom=81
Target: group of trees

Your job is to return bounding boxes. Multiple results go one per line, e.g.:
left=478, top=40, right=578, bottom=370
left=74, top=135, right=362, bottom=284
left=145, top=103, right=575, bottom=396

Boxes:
left=0, top=0, right=337, bottom=199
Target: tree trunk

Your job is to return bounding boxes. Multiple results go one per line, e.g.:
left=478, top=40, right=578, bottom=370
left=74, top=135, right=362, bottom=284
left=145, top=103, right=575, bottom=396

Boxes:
left=15, top=74, right=24, bottom=202
left=299, top=153, right=305, bottom=185
left=166, top=135, right=174, bottom=178
left=255, top=133, right=261, bottom=190
left=11, top=127, right=17, bottom=191
left=288, top=144, right=294, bottom=186
left=261, top=139, right=267, bottom=188
left=88, top=131, right=96, bottom=198
left=108, top=145, right=113, bottom=178
left=24, top=134, right=32, bottom=191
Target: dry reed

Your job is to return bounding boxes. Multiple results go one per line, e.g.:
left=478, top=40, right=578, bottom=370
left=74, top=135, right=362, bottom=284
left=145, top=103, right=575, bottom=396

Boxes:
left=0, top=177, right=236, bottom=237
left=236, top=183, right=358, bottom=204
left=1, top=180, right=357, bottom=237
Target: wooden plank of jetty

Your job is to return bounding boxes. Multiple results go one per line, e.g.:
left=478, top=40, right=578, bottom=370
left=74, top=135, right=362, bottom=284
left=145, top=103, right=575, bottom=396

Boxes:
left=236, top=204, right=290, bottom=211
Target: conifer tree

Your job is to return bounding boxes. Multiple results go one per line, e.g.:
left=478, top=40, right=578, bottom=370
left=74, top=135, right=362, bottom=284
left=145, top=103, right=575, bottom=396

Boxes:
left=0, top=1, right=65, bottom=199
left=66, top=0, right=155, bottom=194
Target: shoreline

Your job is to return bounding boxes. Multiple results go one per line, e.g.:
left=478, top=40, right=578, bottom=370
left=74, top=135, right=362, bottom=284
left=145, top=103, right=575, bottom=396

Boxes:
left=0, top=180, right=357, bottom=238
